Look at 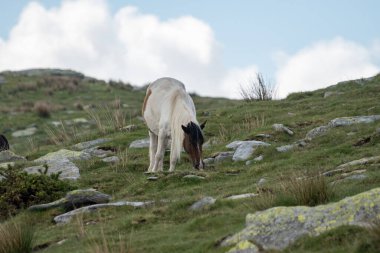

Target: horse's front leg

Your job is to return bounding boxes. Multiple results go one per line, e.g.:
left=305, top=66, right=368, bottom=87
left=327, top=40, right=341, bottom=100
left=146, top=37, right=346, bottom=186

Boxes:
left=152, top=129, right=167, bottom=172
left=147, top=131, right=158, bottom=173
left=169, top=139, right=178, bottom=172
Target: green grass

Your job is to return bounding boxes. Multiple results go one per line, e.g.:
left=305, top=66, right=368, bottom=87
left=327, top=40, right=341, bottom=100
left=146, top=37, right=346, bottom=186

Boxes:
left=0, top=71, right=380, bottom=252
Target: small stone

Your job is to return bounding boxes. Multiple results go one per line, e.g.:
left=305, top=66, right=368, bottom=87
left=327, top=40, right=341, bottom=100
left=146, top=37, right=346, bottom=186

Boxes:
left=12, top=127, right=37, bottom=137
left=147, top=176, right=158, bottom=181
left=344, top=174, right=368, bottom=180
left=102, top=156, right=120, bottom=163
left=0, top=150, right=26, bottom=162
left=324, top=91, right=344, bottom=98
left=272, top=124, right=294, bottom=135
left=189, top=196, right=216, bottom=211
left=305, top=125, right=330, bottom=140
left=276, top=144, right=295, bottom=152
left=203, top=157, right=215, bottom=165
left=255, top=134, right=272, bottom=139
left=183, top=175, right=205, bottom=180
left=129, top=138, right=150, bottom=148
left=257, top=178, right=267, bottom=185
left=214, top=152, right=234, bottom=163
left=226, top=193, right=257, bottom=200
left=254, top=155, right=263, bottom=161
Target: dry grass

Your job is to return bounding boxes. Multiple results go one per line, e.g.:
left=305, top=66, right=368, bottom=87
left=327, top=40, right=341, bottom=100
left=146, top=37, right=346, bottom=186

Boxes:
left=0, top=220, right=34, bottom=253
left=367, top=218, right=380, bottom=249
left=86, top=102, right=127, bottom=134
left=253, top=173, right=334, bottom=210
left=45, top=121, right=79, bottom=145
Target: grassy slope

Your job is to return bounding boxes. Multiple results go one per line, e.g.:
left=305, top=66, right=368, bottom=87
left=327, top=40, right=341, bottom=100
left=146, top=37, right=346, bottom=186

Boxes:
left=1, top=72, right=380, bottom=253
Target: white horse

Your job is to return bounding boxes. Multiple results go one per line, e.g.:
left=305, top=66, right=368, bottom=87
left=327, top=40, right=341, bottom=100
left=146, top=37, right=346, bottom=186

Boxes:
left=142, top=77, right=206, bottom=172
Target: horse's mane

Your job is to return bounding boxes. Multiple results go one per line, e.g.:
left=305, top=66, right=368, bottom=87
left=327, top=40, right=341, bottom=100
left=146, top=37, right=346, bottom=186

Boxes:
left=170, top=91, right=197, bottom=161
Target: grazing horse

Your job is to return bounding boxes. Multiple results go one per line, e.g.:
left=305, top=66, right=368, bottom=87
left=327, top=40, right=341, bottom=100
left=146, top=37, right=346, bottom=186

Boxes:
left=142, top=77, right=206, bottom=172
left=0, top=134, right=9, bottom=151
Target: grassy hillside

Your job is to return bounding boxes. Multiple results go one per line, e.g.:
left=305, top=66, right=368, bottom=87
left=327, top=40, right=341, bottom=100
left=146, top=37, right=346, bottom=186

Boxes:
left=0, top=70, right=380, bottom=253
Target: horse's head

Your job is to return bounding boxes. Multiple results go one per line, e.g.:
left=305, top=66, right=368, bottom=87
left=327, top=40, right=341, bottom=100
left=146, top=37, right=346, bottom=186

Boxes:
left=182, top=121, right=206, bottom=169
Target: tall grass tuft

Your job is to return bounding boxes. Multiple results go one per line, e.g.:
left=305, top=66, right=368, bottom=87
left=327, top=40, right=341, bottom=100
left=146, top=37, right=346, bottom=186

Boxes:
left=253, top=173, right=334, bottom=211
left=239, top=73, right=277, bottom=102
left=0, top=221, right=35, bottom=253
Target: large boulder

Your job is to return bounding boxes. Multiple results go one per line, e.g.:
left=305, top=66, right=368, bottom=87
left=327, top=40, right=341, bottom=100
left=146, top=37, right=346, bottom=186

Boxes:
left=222, top=187, right=380, bottom=251
left=328, top=115, right=380, bottom=127
left=24, top=158, right=80, bottom=180
left=34, top=149, right=90, bottom=163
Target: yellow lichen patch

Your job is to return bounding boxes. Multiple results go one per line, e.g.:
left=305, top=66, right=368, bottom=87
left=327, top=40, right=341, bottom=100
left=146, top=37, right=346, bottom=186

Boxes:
left=227, top=240, right=258, bottom=253
left=298, top=215, right=306, bottom=223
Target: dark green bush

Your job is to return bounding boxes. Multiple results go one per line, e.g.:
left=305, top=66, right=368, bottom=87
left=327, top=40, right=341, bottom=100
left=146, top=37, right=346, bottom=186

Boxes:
left=0, top=166, right=74, bottom=218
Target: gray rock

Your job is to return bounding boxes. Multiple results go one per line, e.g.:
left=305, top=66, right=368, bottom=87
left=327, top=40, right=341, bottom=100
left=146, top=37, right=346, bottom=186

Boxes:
left=147, top=176, right=158, bottom=181
left=337, top=156, right=380, bottom=169
left=102, top=156, right=120, bottom=163
left=276, top=144, right=295, bottom=152
left=72, top=138, right=111, bottom=150
left=82, top=147, right=114, bottom=158
left=189, top=196, right=216, bottom=211
left=28, top=189, right=111, bottom=211
left=344, top=174, right=368, bottom=180
left=255, top=134, right=272, bottom=139
left=214, top=152, right=234, bottom=163
left=54, top=200, right=153, bottom=224
left=0, top=150, right=26, bottom=163
left=233, top=141, right=270, bottom=162
left=221, top=187, right=380, bottom=251
left=34, top=149, right=90, bottom=163
left=305, top=125, right=330, bottom=140
left=246, top=155, right=263, bottom=165
left=272, top=124, right=294, bottom=135
left=25, top=158, right=80, bottom=180
left=0, top=162, right=15, bottom=169
left=328, top=115, right=380, bottom=127
left=226, top=193, right=257, bottom=200
left=129, top=138, right=150, bottom=148
left=12, top=127, right=37, bottom=137
left=51, top=121, right=63, bottom=127
left=257, top=178, right=267, bottom=186
left=203, top=157, right=215, bottom=165
left=183, top=175, right=205, bottom=180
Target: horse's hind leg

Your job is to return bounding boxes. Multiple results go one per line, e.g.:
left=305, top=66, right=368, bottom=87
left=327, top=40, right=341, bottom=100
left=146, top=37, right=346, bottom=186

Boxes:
left=147, top=131, right=158, bottom=172
left=152, top=129, right=167, bottom=172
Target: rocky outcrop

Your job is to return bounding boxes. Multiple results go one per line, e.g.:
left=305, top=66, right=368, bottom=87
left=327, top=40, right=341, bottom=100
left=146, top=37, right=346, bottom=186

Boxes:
left=221, top=188, right=380, bottom=251
left=28, top=189, right=111, bottom=211
left=24, top=158, right=80, bottom=180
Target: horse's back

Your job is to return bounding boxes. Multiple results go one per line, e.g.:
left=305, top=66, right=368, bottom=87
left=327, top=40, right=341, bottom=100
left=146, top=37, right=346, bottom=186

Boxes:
left=143, top=77, right=192, bottom=134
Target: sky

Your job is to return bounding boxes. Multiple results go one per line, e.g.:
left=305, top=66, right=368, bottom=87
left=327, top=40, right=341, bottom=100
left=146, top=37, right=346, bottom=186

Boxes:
left=0, top=0, right=379, bottom=98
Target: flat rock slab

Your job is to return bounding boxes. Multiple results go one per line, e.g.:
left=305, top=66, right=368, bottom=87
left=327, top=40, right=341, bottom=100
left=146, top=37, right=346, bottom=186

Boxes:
left=306, top=125, right=330, bottom=140
left=129, top=138, right=150, bottom=148
left=214, top=152, right=234, bottom=163
left=221, top=187, right=380, bottom=251
left=12, top=127, right=37, bottom=137
left=189, top=196, right=216, bottom=211
left=226, top=141, right=270, bottom=162
left=24, top=158, right=80, bottom=180
left=183, top=175, right=205, bottom=180
left=54, top=200, right=153, bottom=224
left=226, top=193, right=258, bottom=200
left=337, top=156, right=380, bottom=169
left=0, top=150, right=26, bottom=163
left=28, top=189, right=111, bottom=211
left=328, top=115, right=380, bottom=127
left=34, top=149, right=90, bottom=163
left=72, top=138, right=111, bottom=150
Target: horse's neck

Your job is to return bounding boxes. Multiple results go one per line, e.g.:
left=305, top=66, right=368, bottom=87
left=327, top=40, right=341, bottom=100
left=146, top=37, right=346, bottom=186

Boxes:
left=171, top=101, right=196, bottom=127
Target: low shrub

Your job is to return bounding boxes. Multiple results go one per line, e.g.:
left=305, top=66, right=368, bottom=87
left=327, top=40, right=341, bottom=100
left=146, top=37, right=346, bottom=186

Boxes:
left=33, top=101, right=51, bottom=118
left=0, top=166, right=74, bottom=218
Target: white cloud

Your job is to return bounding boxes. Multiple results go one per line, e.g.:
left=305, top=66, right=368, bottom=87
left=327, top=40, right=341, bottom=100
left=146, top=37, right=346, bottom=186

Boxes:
left=0, top=0, right=255, bottom=98
left=276, top=37, right=380, bottom=98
